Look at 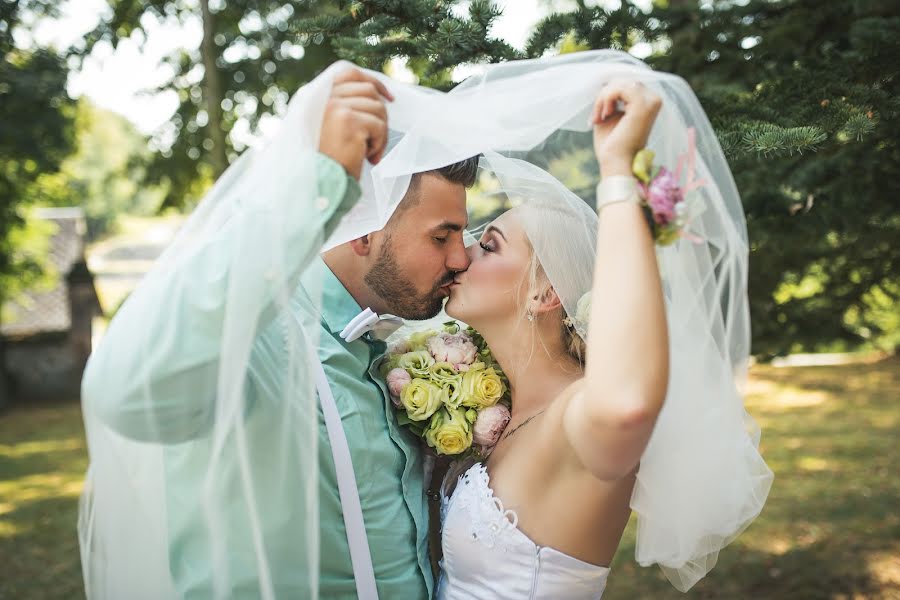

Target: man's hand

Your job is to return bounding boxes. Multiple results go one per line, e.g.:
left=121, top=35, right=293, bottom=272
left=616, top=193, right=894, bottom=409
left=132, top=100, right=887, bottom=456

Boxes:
left=319, top=68, right=394, bottom=180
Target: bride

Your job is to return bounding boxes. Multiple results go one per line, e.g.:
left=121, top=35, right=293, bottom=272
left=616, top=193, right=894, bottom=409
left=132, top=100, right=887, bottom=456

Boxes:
left=438, top=81, right=678, bottom=598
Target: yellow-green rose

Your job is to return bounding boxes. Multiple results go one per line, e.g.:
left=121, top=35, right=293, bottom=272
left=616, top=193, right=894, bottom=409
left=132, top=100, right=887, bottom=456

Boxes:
left=400, top=379, right=445, bottom=421
left=441, top=380, right=463, bottom=409
left=429, top=362, right=460, bottom=384
left=397, top=350, right=435, bottom=378
left=425, top=407, right=473, bottom=455
left=460, top=366, right=506, bottom=409
left=632, top=148, right=656, bottom=184
left=428, top=362, right=463, bottom=408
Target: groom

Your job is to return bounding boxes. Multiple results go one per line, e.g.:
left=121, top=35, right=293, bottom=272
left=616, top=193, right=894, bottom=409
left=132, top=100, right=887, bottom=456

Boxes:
left=82, top=67, right=475, bottom=598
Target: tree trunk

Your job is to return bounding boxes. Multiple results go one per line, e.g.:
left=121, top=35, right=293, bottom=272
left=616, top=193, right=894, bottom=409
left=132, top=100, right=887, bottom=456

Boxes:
left=200, top=0, right=228, bottom=176
left=0, top=337, right=9, bottom=410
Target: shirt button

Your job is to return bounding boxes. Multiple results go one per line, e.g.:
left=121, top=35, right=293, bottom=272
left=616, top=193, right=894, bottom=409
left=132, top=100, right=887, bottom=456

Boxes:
left=316, top=196, right=329, bottom=211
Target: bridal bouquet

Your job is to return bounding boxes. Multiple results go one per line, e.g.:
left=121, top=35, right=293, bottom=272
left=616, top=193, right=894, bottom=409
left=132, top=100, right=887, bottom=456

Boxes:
left=382, top=322, right=512, bottom=457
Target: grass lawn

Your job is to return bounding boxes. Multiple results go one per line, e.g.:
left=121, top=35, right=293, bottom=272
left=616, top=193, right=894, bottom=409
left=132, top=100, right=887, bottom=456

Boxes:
left=0, top=398, right=87, bottom=600
left=1, top=358, right=898, bottom=599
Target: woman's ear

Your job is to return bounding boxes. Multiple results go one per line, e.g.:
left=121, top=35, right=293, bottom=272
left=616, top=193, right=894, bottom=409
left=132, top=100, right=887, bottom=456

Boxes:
left=532, top=285, right=562, bottom=315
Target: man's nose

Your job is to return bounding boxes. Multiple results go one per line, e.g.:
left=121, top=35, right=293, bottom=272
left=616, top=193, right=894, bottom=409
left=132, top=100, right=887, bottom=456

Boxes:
left=447, top=239, right=471, bottom=272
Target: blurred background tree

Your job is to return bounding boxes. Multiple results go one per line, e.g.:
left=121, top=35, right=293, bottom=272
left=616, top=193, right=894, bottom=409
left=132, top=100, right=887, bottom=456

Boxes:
left=15, top=0, right=892, bottom=358
left=34, top=101, right=164, bottom=240
left=77, top=0, right=346, bottom=208
left=0, top=0, right=76, bottom=306
left=298, top=0, right=900, bottom=357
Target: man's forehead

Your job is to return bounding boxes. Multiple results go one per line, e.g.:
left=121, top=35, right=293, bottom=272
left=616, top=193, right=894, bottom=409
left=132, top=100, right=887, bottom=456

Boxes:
left=412, top=176, right=468, bottom=227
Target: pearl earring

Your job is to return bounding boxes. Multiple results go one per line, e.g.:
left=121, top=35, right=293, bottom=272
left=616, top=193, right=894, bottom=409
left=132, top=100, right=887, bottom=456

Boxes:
left=526, top=311, right=535, bottom=322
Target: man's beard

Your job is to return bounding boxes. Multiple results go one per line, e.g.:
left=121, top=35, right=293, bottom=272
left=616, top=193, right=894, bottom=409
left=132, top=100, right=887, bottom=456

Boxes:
left=364, top=237, right=454, bottom=320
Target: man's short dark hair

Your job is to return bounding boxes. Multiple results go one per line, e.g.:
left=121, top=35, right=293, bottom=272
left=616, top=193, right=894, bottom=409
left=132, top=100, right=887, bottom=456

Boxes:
left=424, top=156, right=480, bottom=188
left=401, top=156, right=480, bottom=209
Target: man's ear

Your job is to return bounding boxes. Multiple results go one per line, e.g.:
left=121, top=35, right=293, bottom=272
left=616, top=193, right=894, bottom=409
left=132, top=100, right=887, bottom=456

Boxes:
left=349, top=234, right=372, bottom=257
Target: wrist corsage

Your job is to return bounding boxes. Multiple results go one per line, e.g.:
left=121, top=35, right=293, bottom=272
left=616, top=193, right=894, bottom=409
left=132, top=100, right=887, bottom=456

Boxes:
left=631, top=127, right=707, bottom=246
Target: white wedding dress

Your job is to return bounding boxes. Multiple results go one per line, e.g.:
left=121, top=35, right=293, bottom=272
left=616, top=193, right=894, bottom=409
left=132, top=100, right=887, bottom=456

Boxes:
left=437, top=463, right=610, bottom=599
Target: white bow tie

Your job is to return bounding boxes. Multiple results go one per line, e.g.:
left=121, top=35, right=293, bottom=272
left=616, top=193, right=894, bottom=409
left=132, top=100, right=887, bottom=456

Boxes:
left=339, top=308, right=404, bottom=343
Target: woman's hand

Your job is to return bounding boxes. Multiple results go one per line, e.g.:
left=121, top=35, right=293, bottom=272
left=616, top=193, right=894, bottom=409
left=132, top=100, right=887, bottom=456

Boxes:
left=590, top=79, right=662, bottom=177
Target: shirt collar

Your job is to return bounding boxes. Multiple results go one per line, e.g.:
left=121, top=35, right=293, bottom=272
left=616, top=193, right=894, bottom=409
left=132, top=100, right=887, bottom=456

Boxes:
left=303, top=255, right=365, bottom=337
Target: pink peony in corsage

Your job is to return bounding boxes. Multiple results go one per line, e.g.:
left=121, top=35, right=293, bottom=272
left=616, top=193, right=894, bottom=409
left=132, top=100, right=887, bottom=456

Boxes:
left=472, top=404, right=511, bottom=451
left=643, top=167, right=683, bottom=225
left=631, top=127, right=708, bottom=246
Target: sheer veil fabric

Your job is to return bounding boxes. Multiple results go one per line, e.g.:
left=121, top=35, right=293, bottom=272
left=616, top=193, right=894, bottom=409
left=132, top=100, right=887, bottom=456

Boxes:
left=79, top=50, right=772, bottom=599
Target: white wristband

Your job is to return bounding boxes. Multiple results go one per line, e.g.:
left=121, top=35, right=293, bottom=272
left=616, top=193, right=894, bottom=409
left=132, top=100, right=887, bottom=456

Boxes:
left=596, top=176, right=641, bottom=213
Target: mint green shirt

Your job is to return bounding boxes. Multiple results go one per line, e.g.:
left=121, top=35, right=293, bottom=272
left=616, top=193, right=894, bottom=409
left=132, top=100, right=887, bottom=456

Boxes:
left=82, top=154, right=432, bottom=599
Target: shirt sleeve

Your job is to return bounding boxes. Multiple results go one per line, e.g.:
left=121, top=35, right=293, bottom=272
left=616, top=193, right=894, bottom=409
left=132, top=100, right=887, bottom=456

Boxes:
left=82, top=153, right=360, bottom=443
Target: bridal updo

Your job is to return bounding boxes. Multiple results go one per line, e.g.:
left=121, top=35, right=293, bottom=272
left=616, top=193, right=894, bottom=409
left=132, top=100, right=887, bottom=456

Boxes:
left=510, top=199, right=595, bottom=370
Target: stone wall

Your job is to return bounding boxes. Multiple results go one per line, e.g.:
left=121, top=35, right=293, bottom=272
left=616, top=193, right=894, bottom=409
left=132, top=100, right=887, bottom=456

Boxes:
left=4, top=333, right=83, bottom=400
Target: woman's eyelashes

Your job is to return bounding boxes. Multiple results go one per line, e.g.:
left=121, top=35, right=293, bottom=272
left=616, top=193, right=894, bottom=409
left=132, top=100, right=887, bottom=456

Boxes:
left=479, top=239, right=496, bottom=253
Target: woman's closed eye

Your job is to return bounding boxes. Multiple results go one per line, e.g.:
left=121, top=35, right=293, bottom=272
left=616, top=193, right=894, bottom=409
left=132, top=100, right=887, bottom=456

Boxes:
left=479, top=240, right=496, bottom=253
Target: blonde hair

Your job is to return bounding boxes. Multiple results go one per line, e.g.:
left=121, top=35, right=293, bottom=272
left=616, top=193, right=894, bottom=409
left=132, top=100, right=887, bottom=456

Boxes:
left=505, top=196, right=593, bottom=372
left=519, top=238, right=587, bottom=369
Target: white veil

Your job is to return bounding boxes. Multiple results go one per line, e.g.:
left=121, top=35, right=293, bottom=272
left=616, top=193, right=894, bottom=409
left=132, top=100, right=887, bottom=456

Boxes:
left=79, top=50, right=772, bottom=599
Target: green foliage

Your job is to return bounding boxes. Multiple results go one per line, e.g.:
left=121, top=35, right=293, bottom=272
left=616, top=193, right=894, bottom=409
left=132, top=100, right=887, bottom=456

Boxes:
left=634, top=0, right=900, bottom=357
left=314, top=0, right=900, bottom=356
left=0, top=1, right=76, bottom=305
left=74, top=0, right=899, bottom=355
left=78, top=0, right=345, bottom=208
left=318, top=0, right=517, bottom=87
left=0, top=214, right=57, bottom=323
left=32, top=101, right=164, bottom=240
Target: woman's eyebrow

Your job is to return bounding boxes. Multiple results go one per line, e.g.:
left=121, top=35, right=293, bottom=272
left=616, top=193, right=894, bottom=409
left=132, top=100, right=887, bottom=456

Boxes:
left=485, top=225, right=507, bottom=242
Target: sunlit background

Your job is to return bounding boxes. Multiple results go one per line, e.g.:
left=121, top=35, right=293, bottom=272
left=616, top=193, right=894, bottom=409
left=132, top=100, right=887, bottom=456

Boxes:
left=1, top=0, right=897, bottom=598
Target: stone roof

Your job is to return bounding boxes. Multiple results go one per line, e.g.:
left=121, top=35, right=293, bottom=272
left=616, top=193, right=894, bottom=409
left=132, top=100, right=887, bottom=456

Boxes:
left=1, top=208, right=96, bottom=338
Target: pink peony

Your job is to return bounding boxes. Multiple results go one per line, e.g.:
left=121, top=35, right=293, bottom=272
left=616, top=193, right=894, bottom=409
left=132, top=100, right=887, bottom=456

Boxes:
left=644, top=167, right=683, bottom=226
left=386, top=368, right=411, bottom=406
left=426, top=332, right=477, bottom=367
left=472, top=404, right=511, bottom=449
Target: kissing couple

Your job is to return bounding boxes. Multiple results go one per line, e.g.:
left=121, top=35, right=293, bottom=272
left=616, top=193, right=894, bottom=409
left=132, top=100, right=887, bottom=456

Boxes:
left=79, top=50, right=772, bottom=600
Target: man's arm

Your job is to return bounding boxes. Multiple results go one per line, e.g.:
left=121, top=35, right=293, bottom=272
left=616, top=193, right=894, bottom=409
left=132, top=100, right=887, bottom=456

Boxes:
left=82, top=68, right=393, bottom=443
left=82, top=154, right=359, bottom=443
